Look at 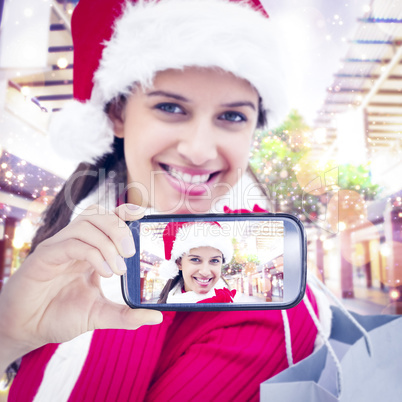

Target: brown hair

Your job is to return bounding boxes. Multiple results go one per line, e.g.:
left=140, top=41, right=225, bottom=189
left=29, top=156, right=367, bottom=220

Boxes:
left=30, top=137, right=126, bottom=253
left=157, top=272, right=184, bottom=304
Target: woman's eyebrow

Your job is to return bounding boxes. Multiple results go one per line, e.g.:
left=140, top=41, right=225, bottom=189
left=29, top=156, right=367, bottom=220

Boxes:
left=221, top=101, right=256, bottom=111
left=188, top=254, right=222, bottom=258
left=147, top=90, right=190, bottom=102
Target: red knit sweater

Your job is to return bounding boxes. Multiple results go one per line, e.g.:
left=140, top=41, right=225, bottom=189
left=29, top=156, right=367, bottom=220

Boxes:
left=9, top=286, right=318, bottom=401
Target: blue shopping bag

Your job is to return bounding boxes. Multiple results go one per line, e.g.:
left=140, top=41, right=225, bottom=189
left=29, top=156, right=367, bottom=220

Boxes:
left=260, top=305, right=402, bottom=402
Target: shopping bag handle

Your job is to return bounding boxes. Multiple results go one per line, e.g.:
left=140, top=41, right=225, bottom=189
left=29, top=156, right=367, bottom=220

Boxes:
left=308, top=275, right=373, bottom=357
left=304, top=275, right=374, bottom=399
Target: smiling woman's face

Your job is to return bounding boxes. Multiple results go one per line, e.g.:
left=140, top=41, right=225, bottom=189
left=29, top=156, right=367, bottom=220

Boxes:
left=178, top=246, right=223, bottom=294
left=112, top=67, right=259, bottom=214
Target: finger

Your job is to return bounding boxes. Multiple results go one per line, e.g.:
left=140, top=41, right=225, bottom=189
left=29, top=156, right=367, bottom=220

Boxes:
left=36, top=238, right=115, bottom=279
left=68, top=204, right=140, bottom=258
left=47, top=220, right=129, bottom=274
left=90, top=300, right=163, bottom=331
left=114, top=203, right=146, bottom=222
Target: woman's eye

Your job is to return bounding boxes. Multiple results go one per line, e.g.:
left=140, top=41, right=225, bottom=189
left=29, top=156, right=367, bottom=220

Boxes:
left=190, top=258, right=200, bottom=263
left=156, top=103, right=184, bottom=114
left=220, top=111, right=246, bottom=123
left=210, top=259, right=221, bottom=264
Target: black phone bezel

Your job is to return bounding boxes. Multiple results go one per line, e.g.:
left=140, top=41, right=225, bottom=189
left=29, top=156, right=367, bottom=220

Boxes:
left=121, top=213, right=307, bottom=311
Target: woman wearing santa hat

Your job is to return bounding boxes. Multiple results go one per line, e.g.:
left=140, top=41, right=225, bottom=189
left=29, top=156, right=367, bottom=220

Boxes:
left=0, top=0, right=331, bottom=400
left=157, top=221, right=236, bottom=303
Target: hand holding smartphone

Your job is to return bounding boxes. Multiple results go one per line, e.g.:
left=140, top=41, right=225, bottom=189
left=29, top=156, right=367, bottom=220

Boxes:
left=122, top=213, right=307, bottom=311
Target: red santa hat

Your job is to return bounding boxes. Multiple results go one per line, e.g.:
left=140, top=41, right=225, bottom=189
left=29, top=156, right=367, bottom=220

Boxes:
left=159, top=221, right=234, bottom=279
left=49, top=0, right=286, bottom=163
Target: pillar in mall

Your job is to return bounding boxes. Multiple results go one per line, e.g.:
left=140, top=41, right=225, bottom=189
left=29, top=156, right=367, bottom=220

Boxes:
left=316, top=237, right=325, bottom=283
left=0, top=216, right=17, bottom=291
left=340, top=229, right=354, bottom=298
left=384, top=199, right=402, bottom=313
left=362, top=240, right=372, bottom=288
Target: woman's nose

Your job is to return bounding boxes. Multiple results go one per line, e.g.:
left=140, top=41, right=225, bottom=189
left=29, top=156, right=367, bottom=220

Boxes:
left=198, top=262, right=212, bottom=276
left=177, top=120, right=218, bottom=166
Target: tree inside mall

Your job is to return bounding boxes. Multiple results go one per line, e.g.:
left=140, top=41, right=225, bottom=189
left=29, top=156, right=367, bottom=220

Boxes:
left=250, top=109, right=380, bottom=223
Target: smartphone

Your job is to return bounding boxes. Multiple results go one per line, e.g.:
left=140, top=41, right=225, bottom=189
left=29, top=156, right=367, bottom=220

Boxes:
left=121, top=213, right=306, bottom=311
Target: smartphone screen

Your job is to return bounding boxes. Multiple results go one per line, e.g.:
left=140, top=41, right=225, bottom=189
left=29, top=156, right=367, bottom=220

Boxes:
left=122, top=213, right=306, bottom=311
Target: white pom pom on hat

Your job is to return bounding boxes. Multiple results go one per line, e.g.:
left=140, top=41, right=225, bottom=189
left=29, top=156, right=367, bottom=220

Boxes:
left=49, top=99, right=115, bottom=163
left=48, top=0, right=287, bottom=164
left=158, top=221, right=234, bottom=280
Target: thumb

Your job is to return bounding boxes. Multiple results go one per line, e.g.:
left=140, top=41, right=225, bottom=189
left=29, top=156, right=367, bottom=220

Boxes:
left=114, top=203, right=146, bottom=222
left=92, top=300, right=163, bottom=331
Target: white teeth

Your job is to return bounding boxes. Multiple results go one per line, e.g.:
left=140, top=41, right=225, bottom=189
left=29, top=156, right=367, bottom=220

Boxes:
left=170, top=170, right=182, bottom=181
left=191, top=175, right=201, bottom=184
left=195, top=278, right=211, bottom=283
left=167, top=167, right=211, bottom=184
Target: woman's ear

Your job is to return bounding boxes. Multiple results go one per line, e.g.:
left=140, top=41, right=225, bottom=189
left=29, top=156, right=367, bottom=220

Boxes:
left=176, top=257, right=182, bottom=270
left=107, top=98, right=125, bottom=138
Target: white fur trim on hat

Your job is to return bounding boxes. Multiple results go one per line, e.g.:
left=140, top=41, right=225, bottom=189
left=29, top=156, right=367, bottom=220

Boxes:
left=159, top=222, right=234, bottom=279
left=171, top=223, right=234, bottom=263
left=49, top=0, right=286, bottom=163
left=95, top=0, right=278, bottom=106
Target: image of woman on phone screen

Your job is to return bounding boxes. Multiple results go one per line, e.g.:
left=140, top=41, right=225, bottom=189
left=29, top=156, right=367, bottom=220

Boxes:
left=157, top=221, right=236, bottom=303
left=0, top=0, right=332, bottom=400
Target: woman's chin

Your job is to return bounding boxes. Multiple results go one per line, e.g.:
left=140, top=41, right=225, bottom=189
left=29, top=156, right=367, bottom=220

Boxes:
left=156, top=201, right=212, bottom=215
left=196, top=290, right=210, bottom=295
left=193, top=285, right=211, bottom=295
left=193, top=280, right=219, bottom=295
left=152, top=185, right=216, bottom=214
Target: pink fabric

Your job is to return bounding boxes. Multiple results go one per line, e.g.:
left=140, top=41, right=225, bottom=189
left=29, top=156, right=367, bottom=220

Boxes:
left=8, top=343, right=59, bottom=402
left=197, top=287, right=237, bottom=303
left=9, top=287, right=318, bottom=401
left=223, top=204, right=269, bottom=214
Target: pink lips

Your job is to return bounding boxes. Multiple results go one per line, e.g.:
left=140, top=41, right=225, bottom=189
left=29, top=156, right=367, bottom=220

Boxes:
left=194, top=277, right=213, bottom=287
left=160, top=163, right=220, bottom=196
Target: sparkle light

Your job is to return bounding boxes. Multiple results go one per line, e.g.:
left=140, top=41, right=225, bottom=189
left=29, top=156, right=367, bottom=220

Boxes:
left=21, top=86, right=31, bottom=97
left=57, top=57, right=69, bottom=69
left=380, top=245, right=391, bottom=257
left=24, top=8, right=33, bottom=17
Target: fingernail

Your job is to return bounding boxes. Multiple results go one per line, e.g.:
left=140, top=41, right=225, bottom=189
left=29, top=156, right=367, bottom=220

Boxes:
left=116, top=255, right=127, bottom=272
left=126, top=204, right=142, bottom=211
left=144, top=321, right=162, bottom=326
left=144, top=316, right=163, bottom=325
left=122, top=236, right=135, bottom=255
left=103, top=261, right=113, bottom=275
